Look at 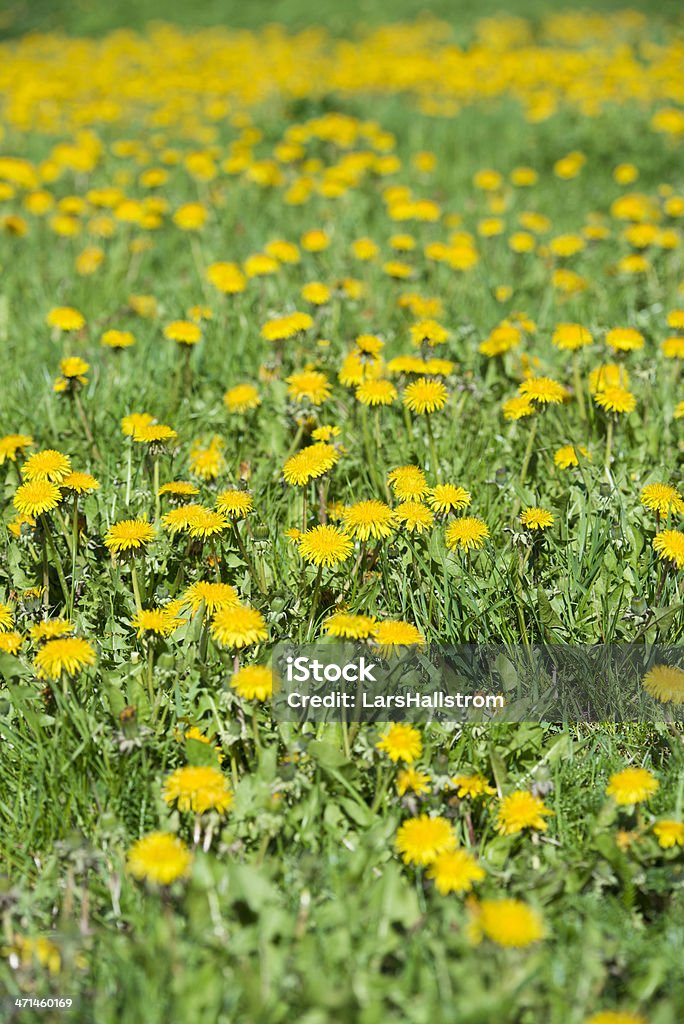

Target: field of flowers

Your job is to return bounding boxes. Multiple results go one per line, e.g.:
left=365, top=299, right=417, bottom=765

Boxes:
left=0, top=3, right=683, bottom=1022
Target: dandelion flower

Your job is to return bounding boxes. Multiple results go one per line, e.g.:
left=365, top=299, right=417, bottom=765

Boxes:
left=373, top=620, right=425, bottom=650
left=190, top=437, right=225, bottom=480
left=427, top=849, right=486, bottom=895
left=216, top=490, right=254, bottom=518
left=287, top=369, right=331, bottom=405
left=469, top=898, right=544, bottom=947
left=496, top=791, right=553, bottom=835
left=396, top=767, right=431, bottom=796
left=211, top=605, right=267, bottom=649
left=34, top=636, right=96, bottom=679
left=519, top=376, right=568, bottom=405
left=181, top=580, right=240, bottom=616
left=355, top=379, right=397, bottom=406
left=187, top=508, right=228, bottom=539
left=640, top=483, right=684, bottom=517
left=0, top=603, right=14, bottom=632
left=158, top=481, right=199, bottom=498
left=231, top=664, right=272, bottom=701
left=502, top=396, right=535, bottom=420
left=520, top=507, right=554, bottom=530
left=342, top=500, right=394, bottom=541
left=642, top=664, right=684, bottom=704
left=224, top=383, right=260, bottom=413
left=376, top=723, right=423, bottom=763
left=121, top=412, right=154, bottom=437
left=403, top=377, right=448, bottom=414
left=163, top=320, right=202, bottom=345
left=387, top=465, right=428, bottom=502
left=61, top=471, right=100, bottom=494
left=22, top=449, right=71, bottom=483
left=133, top=424, right=177, bottom=446
left=652, top=820, right=684, bottom=849
left=584, top=1013, right=647, bottom=1024
left=451, top=773, right=496, bottom=798
left=606, top=767, right=659, bottom=805
left=554, top=445, right=590, bottom=469
left=446, top=517, right=490, bottom=551
left=395, top=815, right=456, bottom=866
left=13, top=480, right=62, bottom=517
left=0, top=433, right=33, bottom=464
left=606, top=327, right=644, bottom=352
left=105, top=519, right=156, bottom=553
left=101, top=329, right=135, bottom=349
left=653, top=529, right=684, bottom=568
left=552, top=323, right=592, bottom=350
left=46, top=306, right=85, bottom=331
left=30, top=619, right=74, bottom=642
left=394, top=501, right=434, bottom=533
left=428, top=484, right=471, bottom=514
left=162, top=765, right=233, bottom=815
left=131, top=608, right=179, bottom=638
left=299, top=525, right=353, bottom=567
left=127, top=832, right=193, bottom=885
left=0, top=631, right=23, bottom=655
left=594, top=387, right=636, bottom=414
left=283, top=443, right=339, bottom=486
left=322, top=611, right=377, bottom=639
left=161, top=504, right=206, bottom=536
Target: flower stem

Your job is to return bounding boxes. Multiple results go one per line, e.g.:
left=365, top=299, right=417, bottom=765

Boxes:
left=426, top=416, right=441, bottom=481
left=307, top=565, right=323, bottom=639
left=519, top=417, right=538, bottom=487
left=41, top=515, right=70, bottom=608
left=573, top=352, right=586, bottom=421
left=130, top=564, right=143, bottom=614
left=69, top=498, right=79, bottom=618
left=604, top=418, right=614, bottom=484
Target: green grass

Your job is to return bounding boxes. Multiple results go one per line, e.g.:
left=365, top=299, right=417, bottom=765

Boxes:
left=1, top=5, right=684, bottom=1023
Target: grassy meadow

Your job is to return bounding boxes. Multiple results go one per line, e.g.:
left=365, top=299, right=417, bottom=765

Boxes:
left=0, top=2, right=683, bottom=1022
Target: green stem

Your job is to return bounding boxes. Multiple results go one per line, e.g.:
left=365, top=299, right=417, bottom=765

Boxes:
left=605, top=417, right=614, bottom=484
left=307, top=565, right=323, bottom=639
left=69, top=498, right=79, bottom=618
left=573, top=352, right=586, bottom=421
left=426, top=416, right=441, bottom=481
left=125, top=441, right=132, bottom=507
left=251, top=702, right=261, bottom=757
left=130, top=563, right=143, bottom=614
left=233, top=523, right=267, bottom=595
left=146, top=644, right=155, bottom=710
left=519, top=417, right=538, bottom=487
left=153, top=458, right=161, bottom=524
left=41, top=515, right=70, bottom=608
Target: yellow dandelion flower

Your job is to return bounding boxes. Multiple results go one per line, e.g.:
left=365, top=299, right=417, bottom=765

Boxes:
left=427, top=849, right=486, bottom=895
left=606, top=767, right=659, bottom=805
left=446, top=517, right=490, bottom=551
left=652, top=529, right=684, bottom=568
left=394, top=501, right=434, bottom=533
left=231, top=664, right=272, bottom=701
left=0, top=433, right=33, bottom=464
left=286, top=369, right=331, bottom=406
left=377, top=722, right=422, bottom=764
left=409, top=319, right=449, bottom=347
left=652, top=820, right=684, bottom=849
left=13, top=480, right=62, bottom=517
left=642, top=664, right=684, bottom=705
left=161, top=503, right=206, bottom=535
left=355, top=378, right=397, bottom=406
left=162, top=765, right=233, bottom=815
left=396, top=767, right=431, bottom=796
left=519, top=376, right=568, bottom=405
left=342, top=500, right=394, bottom=541
left=552, top=323, right=592, bottom=351
left=22, top=449, right=71, bottom=483
left=372, top=620, right=425, bottom=651
left=606, top=327, right=644, bottom=352
left=322, top=611, right=377, bottom=639
left=0, top=631, right=23, bottom=655
left=30, top=618, right=74, bottom=642
left=181, top=581, right=240, bottom=617
left=261, top=312, right=313, bottom=342
left=395, top=815, right=456, bottom=866
left=189, top=436, right=225, bottom=480
left=158, top=481, right=199, bottom=498
left=554, top=445, right=591, bottom=469
left=131, top=608, right=179, bottom=638
left=101, top=329, right=135, bottom=349
left=104, top=519, right=156, bottom=553
left=210, top=604, right=267, bottom=649
left=640, top=483, right=684, bottom=517
left=127, top=832, right=192, bottom=885
left=163, top=320, right=202, bottom=345
left=133, top=424, right=177, bottom=446
left=216, top=490, right=253, bottom=518
left=299, top=525, right=353, bottom=567
left=224, top=383, right=260, bottom=413
left=588, top=363, right=630, bottom=394
left=283, top=442, right=339, bottom=486
left=496, top=791, right=554, bottom=835
left=520, top=507, right=555, bottom=530
left=502, top=396, right=535, bottom=420
left=451, top=773, right=496, bottom=799
left=403, top=377, right=448, bottom=414
left=206, top=261, right=247, bottom=294
left=61, top=471, right=100, bottom=494
left=34, top=636, right=96, bottom=679
left=46, top=306, right=85, bottom=331
left=301, top=282, right=331, bottom=305
left=469, top=898, right=544, bottom=947
left=594, top=387, right=636, bottom=415
left=187, top=508, right=228, bottom=540
left=121, top=412, right=154, bottom=437
left=387, top=465, right=428, bottom=502
left=0, top=603, right=14, bottom=632
left=428, top=484, right=471, bottom=514
left=584, top=1013, right=647, bottom=1024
